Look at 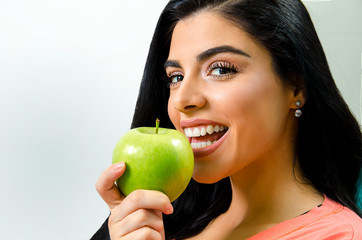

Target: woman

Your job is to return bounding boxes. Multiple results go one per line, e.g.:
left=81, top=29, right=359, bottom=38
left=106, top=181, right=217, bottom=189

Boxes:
left=93, top=0, right=362, bottom=239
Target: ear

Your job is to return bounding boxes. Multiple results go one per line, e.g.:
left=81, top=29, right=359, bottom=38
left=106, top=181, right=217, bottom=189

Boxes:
left=288, top=74, right=306, bottom=110
left=291, top=89, right=306, bottom=110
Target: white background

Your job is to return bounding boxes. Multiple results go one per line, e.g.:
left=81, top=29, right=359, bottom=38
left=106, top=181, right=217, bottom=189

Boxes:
left=0, top=0, right=361, bottom=239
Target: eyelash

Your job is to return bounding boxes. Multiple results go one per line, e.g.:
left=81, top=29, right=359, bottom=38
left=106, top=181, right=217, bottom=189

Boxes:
left=207, top=62, right=239, bottom=79
left=166, top=72, right=184, bottom=89
left=165, top=61, right=239, bottom=89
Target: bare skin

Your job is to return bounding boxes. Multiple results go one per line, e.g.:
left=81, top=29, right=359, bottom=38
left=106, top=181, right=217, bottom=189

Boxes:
left=96, top=163, right=173, bottom=240
left=96, top=12, right=324, bottom=240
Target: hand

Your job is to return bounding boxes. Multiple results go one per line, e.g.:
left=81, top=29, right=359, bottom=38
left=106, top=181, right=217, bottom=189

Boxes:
left=96, top=162, right=174, bottom=240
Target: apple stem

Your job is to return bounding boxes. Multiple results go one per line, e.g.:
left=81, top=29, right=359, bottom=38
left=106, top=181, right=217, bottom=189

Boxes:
left=155, top=118, right=160, bottom=134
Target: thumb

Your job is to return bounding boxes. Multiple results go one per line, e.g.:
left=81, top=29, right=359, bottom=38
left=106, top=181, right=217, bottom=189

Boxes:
left=96, top=162, right=126, bottom=209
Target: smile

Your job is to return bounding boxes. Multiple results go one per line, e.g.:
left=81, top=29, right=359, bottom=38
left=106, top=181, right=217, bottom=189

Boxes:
left=183, top=125, right=228, bottom=149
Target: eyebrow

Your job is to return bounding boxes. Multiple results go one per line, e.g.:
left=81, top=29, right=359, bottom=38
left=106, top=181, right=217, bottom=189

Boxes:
left=197, top=45, right=251, bottom=62
left=163, top=59, right=181, bottom=70
left=164, top=45, right=251, bottom=70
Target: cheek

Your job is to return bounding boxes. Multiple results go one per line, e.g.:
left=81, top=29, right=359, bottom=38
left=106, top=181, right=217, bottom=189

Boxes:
left=229, top=75, right=287, bottom=121
left=225, top=77, right=288, bottom=138
left=220, top=82, right=267, bottom=121
left=235, top=85, right=290, bottom=152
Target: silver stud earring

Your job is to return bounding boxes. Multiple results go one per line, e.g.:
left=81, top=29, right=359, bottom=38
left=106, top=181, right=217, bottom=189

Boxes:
left=295, top=100, right=302, bottom=117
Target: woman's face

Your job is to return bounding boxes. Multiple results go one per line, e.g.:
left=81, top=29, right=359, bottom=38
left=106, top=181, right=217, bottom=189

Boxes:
left=166, top=13, right=298, bottom=183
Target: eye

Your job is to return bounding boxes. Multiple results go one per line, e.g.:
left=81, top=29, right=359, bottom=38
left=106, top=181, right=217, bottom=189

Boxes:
left=210, top=67, right=233, bottom=75
left=167, top=73, right=184, bottom=89
left=208, top=62, right=238, bottom=79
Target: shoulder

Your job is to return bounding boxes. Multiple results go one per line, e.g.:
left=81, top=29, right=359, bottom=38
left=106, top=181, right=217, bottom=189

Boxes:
left=302, top=197, right=362, bottom=239
left=248, top=197, right=362, bottom=240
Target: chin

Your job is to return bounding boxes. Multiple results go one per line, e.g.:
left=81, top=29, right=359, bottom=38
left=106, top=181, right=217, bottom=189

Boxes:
left=192, top=170, right=225, bottom=184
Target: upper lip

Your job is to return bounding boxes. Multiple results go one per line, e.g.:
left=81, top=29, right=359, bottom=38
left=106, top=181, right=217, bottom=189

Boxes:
left=180, top=118, right=227, bottom=129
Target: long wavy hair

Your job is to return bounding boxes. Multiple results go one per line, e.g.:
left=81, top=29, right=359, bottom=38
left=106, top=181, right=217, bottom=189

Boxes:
left=129, top=0, right=362, bottom=239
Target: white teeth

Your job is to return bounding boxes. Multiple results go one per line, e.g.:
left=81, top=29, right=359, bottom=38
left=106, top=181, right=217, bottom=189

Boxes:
left=188, top=128, right=193, bottom=136
left=185, top=128, right=190, bottom=136
left=200, top=127, right=207, bottom=136
left=206, top=125, right=214, bottom=135
left=191, top=140, right=217, bottom=149
left=184, top=125, right=228, bottom=138
left=192, top=128, right=201, bottom=137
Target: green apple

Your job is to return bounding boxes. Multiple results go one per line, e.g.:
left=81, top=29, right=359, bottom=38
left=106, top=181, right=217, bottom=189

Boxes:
left=112, top=119, right=194, bottom=202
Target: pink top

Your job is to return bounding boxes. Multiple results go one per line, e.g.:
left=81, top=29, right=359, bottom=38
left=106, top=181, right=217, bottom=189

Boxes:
left=248, top=196, right=362, bottom=240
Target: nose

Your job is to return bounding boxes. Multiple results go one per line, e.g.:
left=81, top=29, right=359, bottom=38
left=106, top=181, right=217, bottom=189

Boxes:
left=170, top=76, right=207, bottom=113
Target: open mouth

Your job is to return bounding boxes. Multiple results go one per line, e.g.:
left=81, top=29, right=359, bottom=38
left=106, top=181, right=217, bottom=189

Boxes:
left=183, top=124, right=229, bottom=149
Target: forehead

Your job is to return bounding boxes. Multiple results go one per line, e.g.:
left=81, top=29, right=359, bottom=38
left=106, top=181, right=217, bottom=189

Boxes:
left=168, top=12, right=266, bottom=60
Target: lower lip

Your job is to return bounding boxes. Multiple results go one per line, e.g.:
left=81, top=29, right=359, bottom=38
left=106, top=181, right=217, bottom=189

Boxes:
left=192, top=130, right=229, bottom=158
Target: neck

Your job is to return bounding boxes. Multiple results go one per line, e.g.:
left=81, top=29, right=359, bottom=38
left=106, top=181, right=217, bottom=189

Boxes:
left=222, top=153, right=324, bottom=239
left=194, top=147, right=324, bottom=240
left=189, top=120, right=325, bottom=240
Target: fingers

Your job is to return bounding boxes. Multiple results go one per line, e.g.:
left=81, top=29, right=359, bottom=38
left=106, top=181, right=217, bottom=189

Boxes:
left=111, top=190, right=173, bottom=222
left=108, top=190, right=172, bottom=239
left=96, top=162, right=126, bottom=209
left=110, top=209, right=164, bottom=237
left=96, top=164, right=173, bottom=240
left=116, top=227, right=164, bottom=240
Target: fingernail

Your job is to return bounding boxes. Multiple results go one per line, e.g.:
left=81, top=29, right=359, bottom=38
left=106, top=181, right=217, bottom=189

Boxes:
left=165, top=204, right=174, bottom=215
left=112, top=162, right=124, bottom=171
